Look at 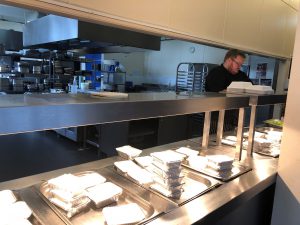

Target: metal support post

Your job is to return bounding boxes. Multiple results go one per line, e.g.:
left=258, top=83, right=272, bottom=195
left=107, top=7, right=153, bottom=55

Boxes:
left=216, top=110, right=225, bottom=145
left=235, top=108, right=245, bottom=161
left=202, top=111, right=211, bottom=149
left=247, top=105, right=257, bottom=157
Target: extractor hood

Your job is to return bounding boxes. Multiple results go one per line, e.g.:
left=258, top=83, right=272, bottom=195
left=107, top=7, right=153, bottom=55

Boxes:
left=23, top=15, right=161, bottom=53
left=0, top=29, right=23, bottom=51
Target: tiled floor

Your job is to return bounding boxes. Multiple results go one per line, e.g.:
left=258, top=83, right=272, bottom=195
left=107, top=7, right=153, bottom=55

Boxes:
left=0, top=130, right=100, bottom=182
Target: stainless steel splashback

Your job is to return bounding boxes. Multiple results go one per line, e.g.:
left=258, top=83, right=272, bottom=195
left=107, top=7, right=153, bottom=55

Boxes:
left=23, top=15, right=161, bottom=53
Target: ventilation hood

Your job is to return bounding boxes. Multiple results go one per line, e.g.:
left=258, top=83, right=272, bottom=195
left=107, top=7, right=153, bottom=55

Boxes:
left=23, top=15, right=161, bottom=53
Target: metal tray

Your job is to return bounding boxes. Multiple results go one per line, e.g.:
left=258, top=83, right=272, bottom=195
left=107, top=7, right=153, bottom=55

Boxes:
left=182, top=161, right=252, bottom=182
left=254, top=150, right=279, bottom=158
left=112, top=165, right=220, bottom=206
left=36, top=171, right=156, bottom=225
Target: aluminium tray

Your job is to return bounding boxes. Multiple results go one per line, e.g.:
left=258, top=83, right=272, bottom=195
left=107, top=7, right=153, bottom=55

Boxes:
left=34, top=171, right=157, bottom=225
left=111, top=165, right=220, bottom=206
left=254, top=150, right=280, bottom=158
left=182, top=160, right=252, bottom=182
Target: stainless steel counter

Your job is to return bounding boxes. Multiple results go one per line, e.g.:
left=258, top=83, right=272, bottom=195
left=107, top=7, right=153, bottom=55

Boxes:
left=0, top=92, right=250, bottom=135
left=0, top=139, right=278, bottom=225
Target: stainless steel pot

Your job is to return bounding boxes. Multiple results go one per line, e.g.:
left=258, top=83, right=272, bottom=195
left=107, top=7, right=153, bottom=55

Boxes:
left=32, top=66, right=41, bottom=74
left=0, top=65, right=10, bottom=73
left=14, top=62, right=29, bottom=73
left=12, top=78, right=24, bottom=92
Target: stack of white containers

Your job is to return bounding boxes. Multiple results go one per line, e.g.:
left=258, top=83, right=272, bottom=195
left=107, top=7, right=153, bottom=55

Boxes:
left=148, top=150, right=185, bottom=199
left=205, top=155, right=234, bottom=178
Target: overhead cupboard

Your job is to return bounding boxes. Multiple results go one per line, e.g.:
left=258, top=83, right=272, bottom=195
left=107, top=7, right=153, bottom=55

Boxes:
left=3, top=0, right=298, bottom=58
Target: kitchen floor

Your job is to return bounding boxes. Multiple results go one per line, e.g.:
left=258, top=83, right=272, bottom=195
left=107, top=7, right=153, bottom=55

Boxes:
left=0, top=130, right=100, bottom=182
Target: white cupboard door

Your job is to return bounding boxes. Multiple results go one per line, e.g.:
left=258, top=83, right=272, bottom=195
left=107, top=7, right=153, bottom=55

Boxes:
left=69, top=0, right=171, bottom=28
left=259, top=0, right=286, bottom=56
left=169, top=0, right=227, bottom=43
left=224, top=0, right=263, bottom=52
left=282, top=5, right=298, bottom=57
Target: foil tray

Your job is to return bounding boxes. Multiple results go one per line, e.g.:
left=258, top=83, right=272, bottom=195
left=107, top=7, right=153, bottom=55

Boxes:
left=182, top=161, right=252, bottom=182
left=254, top=150, right=279, bottom=158
left=111, top=165, right=220, bottom=206
left=35, top=171, right=158, bottom=225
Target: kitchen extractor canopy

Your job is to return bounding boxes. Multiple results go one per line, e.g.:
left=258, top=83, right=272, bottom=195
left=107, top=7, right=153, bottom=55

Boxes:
left=23, top=15, right=161, bottom=53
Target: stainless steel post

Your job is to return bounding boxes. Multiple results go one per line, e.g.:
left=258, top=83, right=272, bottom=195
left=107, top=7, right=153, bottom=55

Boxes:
left=216, top=110, right=225, bottom=145
left=247, top=105, right=257, bottom=157
left=202, top=111, right=211, bottom=149
left=235, top=108, right=245, bottom=161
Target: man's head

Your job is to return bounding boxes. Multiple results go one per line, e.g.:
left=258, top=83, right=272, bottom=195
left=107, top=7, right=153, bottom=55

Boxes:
left=223, top=49, right=246, bottom=75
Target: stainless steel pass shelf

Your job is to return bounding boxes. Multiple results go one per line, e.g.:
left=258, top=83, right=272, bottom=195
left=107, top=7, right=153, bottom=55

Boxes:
left=249, top=94, right=287, bottom=106
left=0, top=92, right=249, bottom=135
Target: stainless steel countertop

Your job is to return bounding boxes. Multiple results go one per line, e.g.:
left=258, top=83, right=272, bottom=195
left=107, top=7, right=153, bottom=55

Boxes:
left=249, top=94, right=287, bottom=106
left=0, top=139, right=278, bottom=225
left=0, top=92, right=250, bottom=135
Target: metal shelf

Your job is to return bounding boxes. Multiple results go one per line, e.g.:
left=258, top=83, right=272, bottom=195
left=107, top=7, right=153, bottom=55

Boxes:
left=0, top=92, right=249, bottom=135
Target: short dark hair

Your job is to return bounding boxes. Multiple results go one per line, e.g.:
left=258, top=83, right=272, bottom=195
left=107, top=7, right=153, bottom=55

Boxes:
left=224, top=49, right=246, bottom=61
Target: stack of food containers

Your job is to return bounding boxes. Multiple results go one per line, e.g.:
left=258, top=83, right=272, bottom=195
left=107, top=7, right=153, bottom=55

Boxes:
left=114, top=160, right=153, bottom=185
left=148, top=150, right=185, bottom=199
left=45, top=172, right=111, bottom=218
left=0, top=190, right=33, bottom=225
left=205, top=155, right=234, bottom=178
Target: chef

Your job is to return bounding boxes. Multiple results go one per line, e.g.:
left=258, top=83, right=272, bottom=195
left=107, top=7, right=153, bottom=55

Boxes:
left=205, top=49, right=252, bottom=92
left=205, top=49, right=252, bottom=131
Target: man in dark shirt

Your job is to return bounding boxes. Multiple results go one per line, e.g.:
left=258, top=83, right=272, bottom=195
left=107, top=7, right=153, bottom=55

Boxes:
left=205, top=49, right=252, bottom=92
left=205, top=49, right=252, bottom=131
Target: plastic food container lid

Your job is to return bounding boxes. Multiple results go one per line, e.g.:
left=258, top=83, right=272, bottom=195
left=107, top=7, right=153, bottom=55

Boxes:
left=103, top=203, right=145, bottom=225
left=86, top=182, right=122, bottom=206
left=116, top=145, right=142, bottom=159
left=0, top=190, right=17, bottom=206
left=175, top=147, right=199, bottom=157
left=150, top=150, right=184, bottom=166
left=114, top=160, right=142, bottom=174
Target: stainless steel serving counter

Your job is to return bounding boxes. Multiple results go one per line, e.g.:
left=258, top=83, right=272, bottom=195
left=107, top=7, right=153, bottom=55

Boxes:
left=0, top=139, right=278, bottom=225
left=247, top=94, right=286, bottom=157
left=0, top=92, right=250, bottom=135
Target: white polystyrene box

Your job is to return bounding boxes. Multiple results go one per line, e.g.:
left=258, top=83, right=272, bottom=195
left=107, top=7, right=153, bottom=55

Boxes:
left=245, top=85, right=274, bottom=95
left=227, top=82, right=253, bottom=93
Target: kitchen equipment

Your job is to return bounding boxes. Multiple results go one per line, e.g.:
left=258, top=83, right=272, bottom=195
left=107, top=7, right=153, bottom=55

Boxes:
left=0, top=77, right=10, bottom=92
left=32, top=66, right=41, bottom=74
left=176, top=63, right=218, bottom=93
left=12, top=78, right=24, bottom=92
left=14, top=62, right=29, bottom=74
left=0, top=65, right=10, bottom=73
left=42, top=65, right=50, bottom=74
left=43, top=79, right=50, bottom=91
left=27, top=84, right=38, bottom=92
left=37, top=83, right=44, bottom=91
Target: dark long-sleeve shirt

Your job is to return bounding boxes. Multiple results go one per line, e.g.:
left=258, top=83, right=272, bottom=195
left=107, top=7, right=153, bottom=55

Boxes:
left=205, top=64, right=252, bottom=92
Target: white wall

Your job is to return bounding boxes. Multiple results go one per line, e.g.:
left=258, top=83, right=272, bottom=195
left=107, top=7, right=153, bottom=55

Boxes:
left=271, top=7, right=300, bottom=225
left=105, top=40, right=278, bottom=87
left=105, top=40, right=227, bottom=85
